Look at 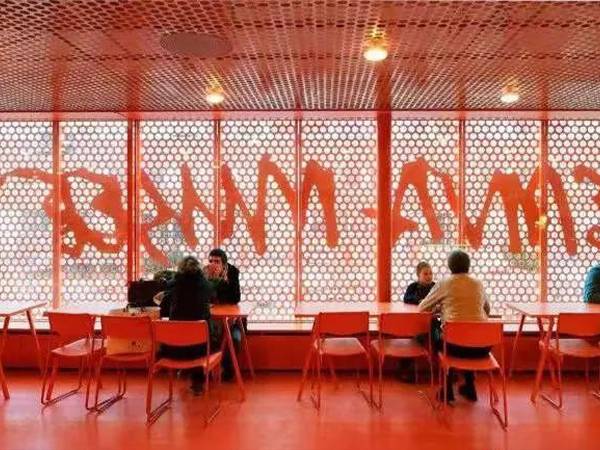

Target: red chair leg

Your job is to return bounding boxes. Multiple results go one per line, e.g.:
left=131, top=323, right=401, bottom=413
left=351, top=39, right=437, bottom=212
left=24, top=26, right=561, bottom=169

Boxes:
left=297, top=346, right=314, bottom=401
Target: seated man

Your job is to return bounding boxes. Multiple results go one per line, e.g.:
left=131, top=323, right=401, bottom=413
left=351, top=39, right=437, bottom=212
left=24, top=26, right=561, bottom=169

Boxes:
left=419, top=250, right=490, bottom=403
left=203, top=248, right=241, bottom=380
left=583, top=263, right=600, bottom=303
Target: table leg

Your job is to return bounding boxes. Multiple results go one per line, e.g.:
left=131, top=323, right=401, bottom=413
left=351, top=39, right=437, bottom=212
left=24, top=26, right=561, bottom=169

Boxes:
left=509, top=314, right=526, bottom=377
left=0, top=316, right=11, bottom=399
left=222, top=317, right=245, bottom=401
left=531, top=317, right=555, bottom=402
left=237, top=317, right=255, bottom=380
left=25, top=310, right=43, bottom=374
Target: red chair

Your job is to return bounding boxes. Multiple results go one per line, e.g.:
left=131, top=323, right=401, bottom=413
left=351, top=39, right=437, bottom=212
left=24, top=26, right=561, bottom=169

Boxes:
left=533, top=312, right=600, bottom=409
left=147, top=320, right=222, bottom=424
left=438, top=321, right=507, bottom=428
left=297, top=311, right=372, bottom=410
left=92, top=315, right=153, bottom=412
left=370, top=312, right=434, bottom=409
left=41, top=312, right=102, bottom=408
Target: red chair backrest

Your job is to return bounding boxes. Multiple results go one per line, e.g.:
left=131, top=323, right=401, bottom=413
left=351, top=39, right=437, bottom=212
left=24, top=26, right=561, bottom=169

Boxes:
left=558, top=313, right=600, bottom=338
left=443, top=321, right=503, bottom=348
left=317, top=312, right=369, bottom=336
left=152, top=320, right=209, bottom=347
left=47, top=312, right=94, bottom=344
left=379, top=312, right=431, bottom=338
left=100, top=315, right=153, bottom=340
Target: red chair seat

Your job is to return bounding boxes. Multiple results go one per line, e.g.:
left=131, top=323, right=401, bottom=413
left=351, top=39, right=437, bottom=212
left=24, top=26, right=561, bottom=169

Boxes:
left=51, top=338, right=104, bottom=358
left=317, top=337, right=367, bottom=356
left=438, top=352, right=499, bottom=371
left=371, top=338, right=428, bottom=358
left=155, top=352, right=222, bottom=371
left=544, top=339, right=600, bottom=359
left=104, top=352, right=153, bottom=363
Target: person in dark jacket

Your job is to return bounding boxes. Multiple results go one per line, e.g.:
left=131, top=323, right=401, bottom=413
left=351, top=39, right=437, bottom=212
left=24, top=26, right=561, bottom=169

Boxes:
left=160, top=256, right=216, bottom=395
left=203, top=248, right=242, bottom=380
left=204, top=248, right=241, bottom=305
left=403, top=261, right=435, bottom=305
left=583, top=263, right=600, bottom=303
left=397, top=261, right=436, bottom=382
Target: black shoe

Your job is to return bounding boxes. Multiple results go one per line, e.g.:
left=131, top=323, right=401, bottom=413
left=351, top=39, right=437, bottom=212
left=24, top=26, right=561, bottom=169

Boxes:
left=458, top=383, right=478, bottom=402
left=436, top=387, right=455, bottom=403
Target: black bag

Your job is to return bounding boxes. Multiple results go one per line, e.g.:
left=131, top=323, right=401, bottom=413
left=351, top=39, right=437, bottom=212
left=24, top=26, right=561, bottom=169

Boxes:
left=127, top=280, right=166, bottom=307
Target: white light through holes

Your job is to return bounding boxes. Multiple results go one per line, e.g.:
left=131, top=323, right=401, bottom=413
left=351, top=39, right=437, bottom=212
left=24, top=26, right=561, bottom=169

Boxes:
left=465, top=120, right=540, bottom=319
left=220, top=120, right=296, bottom=321
left=547, top=121, right=600, bottom=303
left=302, top=119, right=377, bottom=304
left=391, top=120, right=459, bottom=302
left=61, top=121, right=128, bottom=307
left=0, top=122, right=52, bottom=321
left=140, top=121, right=215, bottom=275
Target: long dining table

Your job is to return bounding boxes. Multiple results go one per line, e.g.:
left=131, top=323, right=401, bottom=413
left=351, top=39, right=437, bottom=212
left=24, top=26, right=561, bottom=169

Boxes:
left=294, top=301, right=419, bottom=318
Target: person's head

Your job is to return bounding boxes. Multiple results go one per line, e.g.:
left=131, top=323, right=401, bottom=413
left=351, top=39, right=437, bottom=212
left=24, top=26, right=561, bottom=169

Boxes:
left=447, top=250, right=470, bottom=274
left=177, top=256, right=202, bottom=275
left=208, top=248, right=228, bottom=271
left=416, top=261, right=433, bottom=285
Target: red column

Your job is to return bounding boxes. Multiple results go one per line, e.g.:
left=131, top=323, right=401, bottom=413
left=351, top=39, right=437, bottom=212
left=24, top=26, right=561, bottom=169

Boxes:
left=213, top=119, right=222, bottom=247
left=127, top=119, right=141, bottom=282
left=295, top=116, right=303, bottom=303
left=51, top=121, right=62, bottom=308
left=457, top=119, right=467, bottom=246
left=539, top=119, right=549, bottom=302
left=377, top=111, right=392, bottom=303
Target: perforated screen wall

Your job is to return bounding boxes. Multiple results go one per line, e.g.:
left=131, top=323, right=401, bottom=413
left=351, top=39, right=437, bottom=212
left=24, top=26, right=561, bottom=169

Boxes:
left=0, top=122, right=53, bottom=315
left=301, top=119, right=378, bottom=304
left=391, top=120, right=459, bottom=302
left=61, top=121, right=128, bottom=306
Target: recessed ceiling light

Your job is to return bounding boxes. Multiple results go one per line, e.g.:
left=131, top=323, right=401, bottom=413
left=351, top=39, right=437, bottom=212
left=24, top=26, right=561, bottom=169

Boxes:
left=363, top=30, right=388, bottom=62
left=501, top=84, right=520, bottom=104
left=363, top=44, right=388, bottom=62
left=206, top=85, right=224, bottom=105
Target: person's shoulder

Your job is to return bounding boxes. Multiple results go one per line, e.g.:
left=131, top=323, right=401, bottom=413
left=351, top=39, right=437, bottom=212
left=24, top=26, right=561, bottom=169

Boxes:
left=406, top=281, right=418, bottom=289
left=228, top=264, right=240, bottom=275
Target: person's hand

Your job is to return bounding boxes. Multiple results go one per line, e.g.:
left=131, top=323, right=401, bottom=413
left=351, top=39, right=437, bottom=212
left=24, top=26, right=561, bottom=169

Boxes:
left=153, top=291, right=165, bottom=305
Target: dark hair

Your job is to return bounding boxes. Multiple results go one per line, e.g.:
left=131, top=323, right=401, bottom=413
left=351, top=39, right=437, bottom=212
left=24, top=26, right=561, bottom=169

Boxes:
left=447, top=250, right=470, bottom=274
left=416, top=261, right=431, bottom=276
left=209, top=248, right=228, bottom=265
left=177, top=256, right=201, bottom=274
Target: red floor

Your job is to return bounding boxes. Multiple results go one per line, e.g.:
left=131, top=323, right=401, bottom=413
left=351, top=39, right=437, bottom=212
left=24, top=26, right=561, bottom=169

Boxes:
left=1, top=370, right=600, bottom=450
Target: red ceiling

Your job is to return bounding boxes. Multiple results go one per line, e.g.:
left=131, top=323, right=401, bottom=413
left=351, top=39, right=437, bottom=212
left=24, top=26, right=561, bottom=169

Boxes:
left=2, top=1, right=600, bottom=113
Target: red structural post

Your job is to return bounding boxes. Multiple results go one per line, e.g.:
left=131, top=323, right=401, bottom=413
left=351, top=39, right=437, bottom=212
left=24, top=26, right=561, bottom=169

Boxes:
left=51, top=121, right=62, bottom=309
left=377, top=111, right=392, bottom=303
left=295, top=116, right=303, bottom=303
left=539, top=119, right=549, bottom=302
left=127, top=119, right=141, bottom=283
left=213, top=119, right=222, bottom=246
left=458, top=119, right=467, bottom=246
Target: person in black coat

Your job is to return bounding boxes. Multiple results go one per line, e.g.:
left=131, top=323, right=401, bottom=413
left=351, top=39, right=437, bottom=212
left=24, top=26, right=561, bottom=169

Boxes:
left=160, top=256, right=216, bottom=395
left=398, top=261, right=436, bottom=382
left=204, top=248, right=242, bottom=380
left=403, top=261, right=435, bottom=305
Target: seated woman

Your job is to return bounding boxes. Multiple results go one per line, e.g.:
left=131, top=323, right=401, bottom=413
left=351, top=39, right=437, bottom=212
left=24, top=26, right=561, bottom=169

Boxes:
left=160, top=256, right=217, bottom=395
left=419, top=250, right=490, bottom=403
left=398, top=262, right=436, bottom=382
